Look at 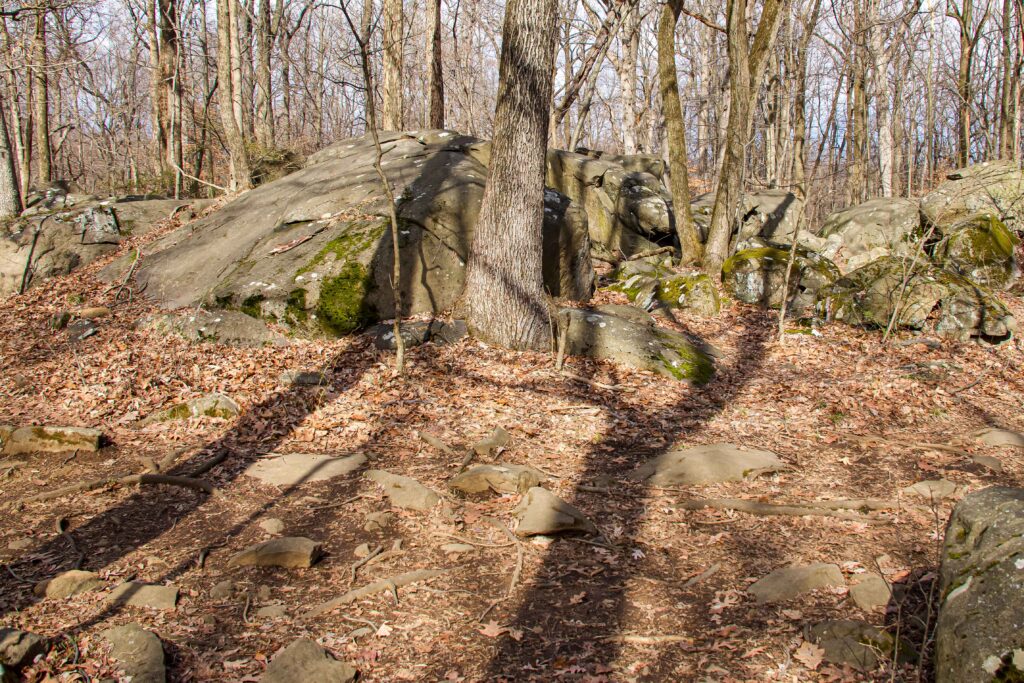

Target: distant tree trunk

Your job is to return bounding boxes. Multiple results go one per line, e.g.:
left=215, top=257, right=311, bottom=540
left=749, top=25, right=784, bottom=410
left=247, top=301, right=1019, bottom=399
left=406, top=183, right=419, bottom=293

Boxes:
left=217, top=0, right=252, bottom=190
left=792, top=0, right=821, bottom=203
left=999, top=0, right=1018, bottom=158
left=228, top=0, right=246, bottom=136
left=950, top=0, right=988, bottom=167
left=32, top=8, right=51, bottom=185
left=0, top=96, right=21, bottom=219
left=255, top=0, right=274, bottom=146
left=618, top=6, right=639, bottom=153
left=427, top=0, right=444, bottom=128
left=159, top=0, right=183, bottom=195
left=381, top=0, right=403, bottom=129
left=703, top=0, right=786, bottom=275
left=868, top=2, right=893, bottom=197
left=658, top=0, right=701, bottom=264
left=462, top=0, right=558, bottom=350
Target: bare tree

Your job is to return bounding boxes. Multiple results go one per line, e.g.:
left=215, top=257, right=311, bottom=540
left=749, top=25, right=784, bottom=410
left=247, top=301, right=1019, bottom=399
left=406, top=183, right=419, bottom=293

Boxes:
left=217, top=0, right=252, bottom=190
left=0, top=95, right=21, bottom=218
left=427, top=0, right=444, bottom=128
left=462, top=0, right=559, bottom=349
left=381, top=0, right=403, bottom=129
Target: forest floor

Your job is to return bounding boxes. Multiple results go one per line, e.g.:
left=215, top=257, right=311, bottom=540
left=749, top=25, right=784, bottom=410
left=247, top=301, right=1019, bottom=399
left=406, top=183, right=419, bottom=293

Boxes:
left=1, top=209, right=1024, bottom=682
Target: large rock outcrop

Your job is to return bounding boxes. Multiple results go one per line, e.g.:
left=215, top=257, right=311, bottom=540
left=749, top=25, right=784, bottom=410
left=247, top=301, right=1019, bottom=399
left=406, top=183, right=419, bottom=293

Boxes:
left=935, top=487, right=1024, bottom=682
left=722, top=246, right=840, bottom=313
left=814, top=198, right=922, bottom=273
left=933, top=214, right=1020, bottom=290
left=922, top=162, right=1024, bottom=233
left=134, top=131, right=601, bottom=335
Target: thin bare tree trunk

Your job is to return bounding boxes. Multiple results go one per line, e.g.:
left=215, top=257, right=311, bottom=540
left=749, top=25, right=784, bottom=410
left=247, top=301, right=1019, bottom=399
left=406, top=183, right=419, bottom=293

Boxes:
left=427, top=0, right=444, bottom=128
left=462, top=0, right=558, bottom=349
left=32, top=8, right=51, bottom=185
left=658, top=0, right=701, bottom=264
left=255, top=0, right=274, bottom=146
left=217, top=0, right=252, bottom=190
left=382, top=0, right=403, bottom=129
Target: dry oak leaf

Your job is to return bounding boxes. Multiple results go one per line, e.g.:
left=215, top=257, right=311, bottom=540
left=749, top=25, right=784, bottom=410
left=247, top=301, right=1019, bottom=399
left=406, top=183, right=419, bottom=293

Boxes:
left=479, top=620, right=508, bottom=638
left=794, top=640, right=825, bottom=670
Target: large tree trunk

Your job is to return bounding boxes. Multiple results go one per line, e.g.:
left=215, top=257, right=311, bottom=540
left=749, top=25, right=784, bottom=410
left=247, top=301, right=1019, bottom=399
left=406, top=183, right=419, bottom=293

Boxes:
left=427, top=0, right=444, bottom=128
left=159, top=0, right=183, bottom=195
left=255, top=0, right=274, bottom=146
left=0, top=96, right=21, bottom=219
left=32, top=8, right=51, bottom=186
left=657, top=0, right=700, bottom=264
left=703, top=0, right=786, bottom=275
left=869, top=3, right=893, bottom=197
left=462, top=0, right=558, bottom=350
left=217, top=0, right=252, bottom=190
left=381, top=0, right=403, bottom=129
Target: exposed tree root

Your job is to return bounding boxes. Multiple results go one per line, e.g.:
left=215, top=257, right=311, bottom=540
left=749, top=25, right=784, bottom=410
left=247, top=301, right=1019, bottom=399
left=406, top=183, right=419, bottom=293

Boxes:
left=673, top=497, right=891, bottom=522
left=303, top=569, right=446, bottom=620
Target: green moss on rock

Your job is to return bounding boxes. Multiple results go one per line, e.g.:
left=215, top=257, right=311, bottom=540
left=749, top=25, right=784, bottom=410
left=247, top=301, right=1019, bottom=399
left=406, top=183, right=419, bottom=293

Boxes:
left=298, top=219, right=386, bottom=275
left=240, top=294, right=265, bottom=319
left=317, top=262, right=377, bottom=335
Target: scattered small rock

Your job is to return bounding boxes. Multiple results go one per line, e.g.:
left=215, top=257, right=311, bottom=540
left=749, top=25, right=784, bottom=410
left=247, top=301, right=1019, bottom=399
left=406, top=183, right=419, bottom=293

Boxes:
left=630, top=443, right=785, bottom=485
left=353, top=543, right=371, bottom=559
left=449, top=463, right=545, bottom=495
left=441, top=543, right=475, bottom=554
left=365, top=470, right=440, bottom=511
left=262, top=638, right=356, bottom=683
left=259, top=518, right=285, bottom=535
left=105, top=582, right=179, bottom=610
left=6, top=538, right=33, bottom=551
left=849, top=574, right=892, bottom=612
left=0, top=629, right=46, bottom=669
left=209, top=580, right=235, bottom=600
left=363, top=511, right=393, bottom=532
left=472, top=427, right=511, bottom=457
left=513, top=487, right=597, bottom=537
left=279, top=370, right=328, bottom=386
left=807, top=619, right=900, bottom=671
left=970, top=453, right=1003, bottom=473
left=33, top=569, right=102, bottom=599
left=101, top=623, right=166, bottom=683
left=228, top=537, right=323, bottom=569
left=245, top=453, right=365, bottom=487
left=77, top=306, right=111, bottom=319
left=67, top=319, right=98, bottom=342
left=256, top=604, right=288, bottom=620
left=748, top=563, right=845, bottom=603
left=142, top=393, right=240, bottom=424
left=903, top=479, right=962, bottom=501
left=2, top=425, right=103, bottom=455
left=974, top=427, right=1024, bottom=449
left=347, top=627, right=373, bottom=639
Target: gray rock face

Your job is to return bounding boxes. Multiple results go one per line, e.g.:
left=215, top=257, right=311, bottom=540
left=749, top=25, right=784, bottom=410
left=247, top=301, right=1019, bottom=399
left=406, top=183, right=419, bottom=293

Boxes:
left=245, top=452, right=366, bottom=487
left=513, top=487, right=597, bottom=537
left=134, top=132, right=594, bottom=337
left=933, top=214, right=1020, bottom=290
left=33, top=569, right=103, bottom=599
left=365, top=470, right=440, bottom=511
left=608, top=260, right=720, bottom=317
left=263, top=638, right=356, bottom=683
left=228, top=537, right=323, bottom=569
left=818, top=256, right=1017, bottom=342
left=2, top=426, right=102, bottom=454
left=737, top=190, right=805, bottom=244
left=936, top=487, right=1024, bottom=682
left=101, top=623, right=166, bottom=683
left=817, top=198, right=921, bottom=273
left=722, top=246, right=840, bottom=313
left=807, top=619, right=899, bottom=671
left=921, top=161, right=1024, bottom=233
left=747, top=563, right=845, bottom=603
left=139, top=310, right=288, bottom=347
left=368, top=319, right=467, bottom=350
left=449, top=464, right=545, bottom=495
left=903, top=479, right=962, bottom=501
left=559, top=308, right=715, bottom=384
left=0, top=629, right=46, bottom=669
left=105, top=582, right=179, bottom=610
left=142, top=393, right=240, bottom=424
left=630, top=443, right=784, bottom=486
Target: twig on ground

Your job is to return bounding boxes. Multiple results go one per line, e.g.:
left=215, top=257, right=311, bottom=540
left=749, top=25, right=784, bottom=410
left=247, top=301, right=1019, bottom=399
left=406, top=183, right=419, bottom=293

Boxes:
left=683, top=562, right=722, bottom=588
left=350, top=544, right=384, bottom=584
left=419, top=431, right=457, bottom=457
left=302, top=569, right=445, bottom=620
left=19, top=470, right=218, bottom=505
left=672, top=497, right=890, bottom=522
left=602, top=634, right=693, bottom=645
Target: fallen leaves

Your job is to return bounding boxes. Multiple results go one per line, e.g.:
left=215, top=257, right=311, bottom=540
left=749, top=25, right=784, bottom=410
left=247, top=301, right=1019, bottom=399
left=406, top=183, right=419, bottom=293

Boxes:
left=794, top=640, right=825, bottom=670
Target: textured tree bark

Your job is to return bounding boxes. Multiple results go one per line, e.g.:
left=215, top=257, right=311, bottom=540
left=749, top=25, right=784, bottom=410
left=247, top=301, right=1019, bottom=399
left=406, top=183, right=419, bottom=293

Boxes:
left=255, top=0, right=274, bottom=146
left=462, top=0, right=558, bottom=350
left=427, top=0, right=445, bottom=128
left=657, top=0, right=701, bottom=265
left=0, top=96, right=22, bottom=219
left=32, top=8, right=51, bottom=185
left=217, top=0, right=252, bottom=190
left=703, top=0, right=785, bottom=275
left=618, top=6, right=639, bottom=153
left=159, top=0, right=183, bottom=195
left=382, top=0, right=403, bottom=129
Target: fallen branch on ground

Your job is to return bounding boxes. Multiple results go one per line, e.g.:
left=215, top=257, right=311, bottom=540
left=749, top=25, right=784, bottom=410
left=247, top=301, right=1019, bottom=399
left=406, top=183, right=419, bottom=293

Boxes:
left=303, top=569, right=445, bottom=620
left=673, top=497, right=890, bottom=522
left=602, top=634, right=693, bottom=645
left=18, top=469, right=218, bottom=505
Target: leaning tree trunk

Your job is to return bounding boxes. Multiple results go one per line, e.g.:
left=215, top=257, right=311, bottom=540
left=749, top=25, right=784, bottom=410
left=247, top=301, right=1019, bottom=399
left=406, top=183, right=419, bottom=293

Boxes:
left=658, top=0, right=701, bottom=265
left=216, top=0, right=252, bottom=191
left=427, top=0, right=444, bottom=128
left=381, top=0, right=403, bottom=130
left=461, top=0, right=558, bottom=350
left=0, top=96, right=22, bottom=219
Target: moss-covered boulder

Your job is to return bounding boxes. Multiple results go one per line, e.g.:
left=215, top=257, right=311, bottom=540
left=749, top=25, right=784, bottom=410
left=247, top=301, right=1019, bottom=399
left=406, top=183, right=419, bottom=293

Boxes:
left=922, top=161, right=1024, bottom=233
left=936, top=487, right=1024, bottom=682
left=817, top=256, right=1016, bottom=341
left=558, top=307, right=714, bottom=384
left=608, top=260, right=719, bottom=316
left=134, top=131, right=595, bottom=337
left=816, top=198, right=922, bottom=273
left=722, top=246, right=840, bottom=313
left=933, top=214, right=1020, bottom=290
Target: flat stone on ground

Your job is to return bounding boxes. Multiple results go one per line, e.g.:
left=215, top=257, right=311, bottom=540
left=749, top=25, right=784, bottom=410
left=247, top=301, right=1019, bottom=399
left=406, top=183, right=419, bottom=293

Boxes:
left=748, top=563, right=845, bottom=603
left=0, top=629, right=46, bottom=668
left=210, top=580, right=235, bottom=599
left=2, top=426, right=102, bottom=455
left=849, top=574, right=892, bottom=612
left=101, top=623, right=165, bottom=683
left=245, top=453, right=366, bottom=487
left=365, top=470, right=440, bottom=511
left=105, top=582, right=179, bottom=610
left=449, top=464, right=545, bottom=495
left=631, top=443, right=785, bottom=485
left=228, top=537, right=323, bottom=569
left=33, top=569, right=103, bottom=599
left=262, top=638, right=356, bottom=683
left=142, top=393, right=240, bottom=424
left=903, top=479, right=961, bottom=501
left=258, top=518, right=285, bottom=535
left=974, top=427, right=1024, bottom=448
left=808, top=619, right=897, bottom=671
left=513, top=487, right=597, bottom=537
left=279, top=370, right=328, bottom=386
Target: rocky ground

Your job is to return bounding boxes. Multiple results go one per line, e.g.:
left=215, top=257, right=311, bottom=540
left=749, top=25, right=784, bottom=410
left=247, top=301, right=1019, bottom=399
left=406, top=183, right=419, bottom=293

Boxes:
left=1, top=205, right=1023, bottom=682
